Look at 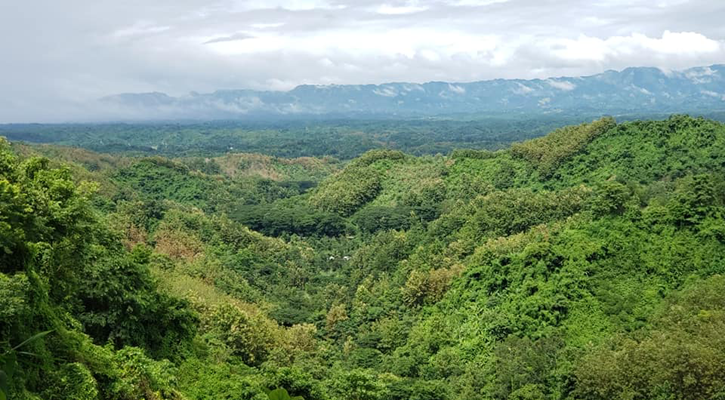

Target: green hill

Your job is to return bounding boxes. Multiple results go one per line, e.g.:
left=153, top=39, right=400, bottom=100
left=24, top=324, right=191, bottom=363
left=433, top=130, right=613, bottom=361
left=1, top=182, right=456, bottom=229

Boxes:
left=2, top=115, right=725, bottom=400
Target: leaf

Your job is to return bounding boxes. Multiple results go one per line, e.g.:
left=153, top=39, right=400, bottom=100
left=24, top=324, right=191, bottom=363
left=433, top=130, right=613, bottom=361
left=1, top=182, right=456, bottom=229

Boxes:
left=1, top=353, right=16, bottom=380
left=265, top=388, right=304, bottom=400
left=11, top=330, right=54, bottom=351
left=267, top=388, right=288, bottom=400
left=0, top=370, right=8, bottom=400
left=14, top=352, right=36, bottom=357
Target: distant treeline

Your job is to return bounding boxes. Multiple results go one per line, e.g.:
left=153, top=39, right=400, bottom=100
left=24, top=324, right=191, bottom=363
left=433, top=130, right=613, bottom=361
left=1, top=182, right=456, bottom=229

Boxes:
left=0, top=116, right=599, bottom=159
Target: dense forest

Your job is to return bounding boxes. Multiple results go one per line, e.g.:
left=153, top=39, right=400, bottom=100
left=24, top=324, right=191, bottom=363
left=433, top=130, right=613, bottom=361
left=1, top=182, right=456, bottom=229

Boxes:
left=2, top=114, right=725, bottom=400
left=4, top=113, right=725, bottom=160
left=0, top=116, right=646, bottom=159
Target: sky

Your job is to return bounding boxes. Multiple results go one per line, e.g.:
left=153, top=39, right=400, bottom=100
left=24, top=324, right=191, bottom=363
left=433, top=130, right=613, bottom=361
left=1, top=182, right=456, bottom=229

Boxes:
left=1, top=0, right=725, bottom=122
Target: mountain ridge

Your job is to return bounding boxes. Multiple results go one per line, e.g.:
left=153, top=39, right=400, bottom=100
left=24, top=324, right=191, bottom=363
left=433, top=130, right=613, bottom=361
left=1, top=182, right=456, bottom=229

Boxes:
left=100, top=64, right=725, bottom=120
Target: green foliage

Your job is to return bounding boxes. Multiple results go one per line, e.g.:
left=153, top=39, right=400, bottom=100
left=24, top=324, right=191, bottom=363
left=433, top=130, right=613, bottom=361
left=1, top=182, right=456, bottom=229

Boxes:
left=349, top=149, right=406, bottom=168
left=484, top=336, right=563, bottom=399
left=0, top=137, right=193, bottom=399
left=43, top=363, right=99, bottom=400
left=114, top=158, right=223, bottom=211
left=449, top=149, right=496, bottom=160
left=311, top=165, right=382, bottom=216
left=202, top=304, right=280, bottom=365
left=552, top=115, right=725, bottom=187
left=76, top=245, right=198, bottom=359
left=0, top=330, right=55, bottom=400
left=589, top=181, right=631, bottom=216
left=353, top=206, right=414, bottom=234
left=113, top=346, right=186, bottom=400
left=233, top=203, right=347, bottom=237
left=402, top=267, right=459, bottom=307
left=1, top=117, right=573, bottom=159
left=265, top=387, right=304, bottom=400
left=329, top=369, right=388, bottom=400
left=0, top=273, right=29, bottom=320
left=574, top=275, right=725, bottom=400
left=457, top=186, right=590, bottom=241
left=511, top=117, right=616, bottom=177
left=3, top=114, right=725, bottom=399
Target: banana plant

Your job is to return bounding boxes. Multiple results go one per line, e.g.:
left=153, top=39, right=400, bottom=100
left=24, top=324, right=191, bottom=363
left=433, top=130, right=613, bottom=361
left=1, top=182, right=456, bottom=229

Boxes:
left=264, top=387, right=304, bottom=400
left=0, top=330, right=54, bottom=400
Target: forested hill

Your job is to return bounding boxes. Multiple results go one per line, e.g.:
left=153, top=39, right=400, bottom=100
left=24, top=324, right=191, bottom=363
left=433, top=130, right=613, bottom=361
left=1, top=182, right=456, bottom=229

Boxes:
left=2, top=115, right=725, bottom=400
left=97, top=65, right=725, bottom=120
left=0, top=117, right=589, bottom=158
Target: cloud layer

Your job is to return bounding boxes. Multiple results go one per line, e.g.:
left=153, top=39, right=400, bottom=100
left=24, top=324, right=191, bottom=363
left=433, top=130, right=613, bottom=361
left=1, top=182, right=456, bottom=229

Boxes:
left=1, top=0, right=724, bottom=121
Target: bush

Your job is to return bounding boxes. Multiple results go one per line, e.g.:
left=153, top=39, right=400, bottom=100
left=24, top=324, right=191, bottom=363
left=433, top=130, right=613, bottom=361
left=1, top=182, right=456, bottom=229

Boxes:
left=203, top=304, right=281, bottom=365
left=511, top=117, right=616, bottom=177
left=353, top=206, right=413, bottom=233
left=574, top=276, right=725, bottom=400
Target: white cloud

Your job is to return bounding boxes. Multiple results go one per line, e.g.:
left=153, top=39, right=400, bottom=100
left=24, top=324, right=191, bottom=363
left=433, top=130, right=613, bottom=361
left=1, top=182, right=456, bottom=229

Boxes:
left=546, top=79, right=576, bottom=91
left=547, top=31, right=722, bottom=62
left=686, top=66, right=718, bottom=83
left=112, top=21, right=170, bottom=38
left=448, top=84, right=466, bottom=94
left=233, top=0, right=342, bottom=11
left=402, top=83, right=425, bottom=92
left=701, top=90, right=725, bottom=100
left=631, top=85, right=653, bottom=95
left=513, top=83, right=535, bottom=95
left=373, top=87, right=398, bottom=97
left=205, top=28, right=501, bottom=62
left=453, top=0, right=510, bottom=6
left=251, top=22, right=285, bottom=29
left=376, top=2, right=428, bottom=15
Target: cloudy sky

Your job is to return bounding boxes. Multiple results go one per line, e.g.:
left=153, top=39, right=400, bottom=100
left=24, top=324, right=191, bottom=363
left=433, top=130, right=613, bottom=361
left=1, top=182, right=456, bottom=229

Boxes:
left=1, top=0, right=725, bottom=121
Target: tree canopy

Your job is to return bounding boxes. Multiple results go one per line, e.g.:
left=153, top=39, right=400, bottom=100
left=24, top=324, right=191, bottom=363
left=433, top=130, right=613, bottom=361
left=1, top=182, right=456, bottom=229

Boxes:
left=2, top=115, right=725, bottom=399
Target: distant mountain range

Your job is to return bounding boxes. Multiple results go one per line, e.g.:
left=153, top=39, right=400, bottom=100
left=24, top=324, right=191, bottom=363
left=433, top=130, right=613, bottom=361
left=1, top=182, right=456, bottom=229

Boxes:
left=100, top=65, right=725, bottom=120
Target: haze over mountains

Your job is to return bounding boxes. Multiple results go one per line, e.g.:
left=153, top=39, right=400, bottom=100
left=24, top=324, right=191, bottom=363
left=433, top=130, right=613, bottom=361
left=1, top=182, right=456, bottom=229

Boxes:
left=99, top=65, right=725, bottom=121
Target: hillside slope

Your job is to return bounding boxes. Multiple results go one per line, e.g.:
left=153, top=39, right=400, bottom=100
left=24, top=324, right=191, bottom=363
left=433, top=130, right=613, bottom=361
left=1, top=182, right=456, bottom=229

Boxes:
left=2, top=115, right=725, bottom=400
